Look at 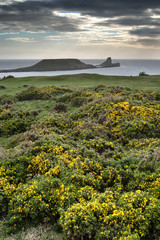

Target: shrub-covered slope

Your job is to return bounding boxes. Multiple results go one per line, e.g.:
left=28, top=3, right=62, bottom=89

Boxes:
left=0, top=84, right=160, bottom=240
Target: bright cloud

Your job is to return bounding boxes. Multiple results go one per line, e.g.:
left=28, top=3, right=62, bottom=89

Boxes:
left=53, top=11, right=81, bottom=19
left=6, top=37, right=36, bottom=42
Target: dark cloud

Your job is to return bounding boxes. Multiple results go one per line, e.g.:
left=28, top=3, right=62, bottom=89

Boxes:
left=51, top=0, right=160, bottom=17
left=130, top=27, right=160, bottom=37
left=97, top=17, right=160, bottom=28
left=1, top=0, right=160, bottom=16
left=0, top=0, right=160, bottom=34
left=0, top=2, right=83, bottom=32
left=131, top=38, right=160, bottom=47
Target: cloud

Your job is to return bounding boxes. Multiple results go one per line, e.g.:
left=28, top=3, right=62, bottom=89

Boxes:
left=0, top=0, right=26, bottom=5
left=44, top=35, right=66, bottom=41
left=0, top=5, right=83, bottom=32
left=97, top=16, right=160, bottom=28
left=44, top=0, right=160, bottom=18
left=0, top=0, right=160, bottom=50
left=0, top=31, right=19, bottom=35
left=130, top=27, right=160, bottom=37
left=0, top=0, right=160, bottom=31
left=130, top=38, right=160, bottom=48
left=53, top=11, right=81, bottom=19
left=6, top=37, right=36, bottom=42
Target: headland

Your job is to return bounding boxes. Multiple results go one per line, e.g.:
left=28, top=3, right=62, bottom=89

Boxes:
left=0, top=57, right=120, bottom=72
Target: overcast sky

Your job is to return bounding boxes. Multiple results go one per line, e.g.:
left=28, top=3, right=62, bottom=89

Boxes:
left=0, top=0, right=160, bottom=59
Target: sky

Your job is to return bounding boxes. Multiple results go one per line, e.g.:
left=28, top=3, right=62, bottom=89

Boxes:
left=0, top=0, right=160, bottom=59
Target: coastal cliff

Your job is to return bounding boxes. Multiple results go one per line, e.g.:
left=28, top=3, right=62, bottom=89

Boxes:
left=0, top=58, right=120, bottom=72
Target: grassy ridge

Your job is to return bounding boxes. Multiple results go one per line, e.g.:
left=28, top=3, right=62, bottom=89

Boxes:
left=0, top=74, right=160, bottom=240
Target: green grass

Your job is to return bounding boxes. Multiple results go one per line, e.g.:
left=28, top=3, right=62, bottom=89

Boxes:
left=13, top=100, right=55, bottom=114
left=0, top=137, right=11, bottom=147
left=0, top=74, right=160, bottom=96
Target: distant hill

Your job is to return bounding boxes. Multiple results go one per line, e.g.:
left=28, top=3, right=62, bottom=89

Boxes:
left=0, top=58, right=120, bottom=72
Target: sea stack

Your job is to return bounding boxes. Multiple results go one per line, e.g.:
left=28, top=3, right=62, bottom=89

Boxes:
left=97, top=57, right=120, bottom=68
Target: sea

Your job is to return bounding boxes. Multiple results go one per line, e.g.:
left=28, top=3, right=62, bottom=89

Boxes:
left=0, top=59, right=160, bottom=78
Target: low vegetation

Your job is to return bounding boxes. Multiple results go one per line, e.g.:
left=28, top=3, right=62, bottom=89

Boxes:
left=139, top=72, right=149, bottom=76
left=0, top=74, right=160, bottom=240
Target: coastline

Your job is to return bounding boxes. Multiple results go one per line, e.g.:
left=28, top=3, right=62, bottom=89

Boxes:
left=0, top=59, right=160, bottom=78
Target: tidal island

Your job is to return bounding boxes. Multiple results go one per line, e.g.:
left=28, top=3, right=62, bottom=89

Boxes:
left=0, top=57, right=120, bottom=72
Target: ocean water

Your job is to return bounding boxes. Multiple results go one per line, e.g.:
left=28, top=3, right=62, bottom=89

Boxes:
left=0, top=59, right=160, bottom=78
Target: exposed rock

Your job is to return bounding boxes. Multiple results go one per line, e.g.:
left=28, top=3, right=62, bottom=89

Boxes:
left=97, top=57, right=120, bottom=68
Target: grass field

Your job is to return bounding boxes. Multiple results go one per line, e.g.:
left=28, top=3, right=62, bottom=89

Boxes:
left=0, top=73, right=160, bottom=240
left=0, top=73, right=160, bottom=96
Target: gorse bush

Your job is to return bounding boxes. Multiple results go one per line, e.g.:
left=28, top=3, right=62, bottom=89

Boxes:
left=16, top=86, right=71, bottom=101
left=60, top=190, right=160, bottom=240
left=53, top=103, right=67, bottom=112
left=0, top=85, right=160, bottom=239
left=71, top=97, right=86, bottom=107
left=6, top=177, right=61, bottom=232
left=0, top=108, right=37, bottom=136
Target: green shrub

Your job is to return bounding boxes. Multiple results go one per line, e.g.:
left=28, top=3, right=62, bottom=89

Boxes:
left=53, top=103, right=67, bottom=113
left=139, top=72, right=149, bottom=76
left=71, top=97, right=86, bottom=107
left=60, top=190, right=160, bottom=240
left=5, top=176, right=61, bottom=233
left=16, top=86, right=71, bottom=101
left=0, top=95, right=15, bottom=104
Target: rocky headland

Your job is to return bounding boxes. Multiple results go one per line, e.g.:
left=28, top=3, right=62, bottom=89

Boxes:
left=97, top=57, right=120, bottom=68
left=0, top=57, right=120, bottom=72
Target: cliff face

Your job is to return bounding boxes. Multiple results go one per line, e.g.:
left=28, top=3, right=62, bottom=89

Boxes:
left=0, top=58, right=120, bottom=73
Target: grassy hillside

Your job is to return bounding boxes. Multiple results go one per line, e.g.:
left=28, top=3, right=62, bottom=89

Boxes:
left=0, top=74, right=160, bottom=240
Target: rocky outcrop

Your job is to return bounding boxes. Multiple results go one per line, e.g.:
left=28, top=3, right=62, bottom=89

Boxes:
left=0, top=58, right=120, bottom=73
left=97, top=57, right=120, bottom=68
